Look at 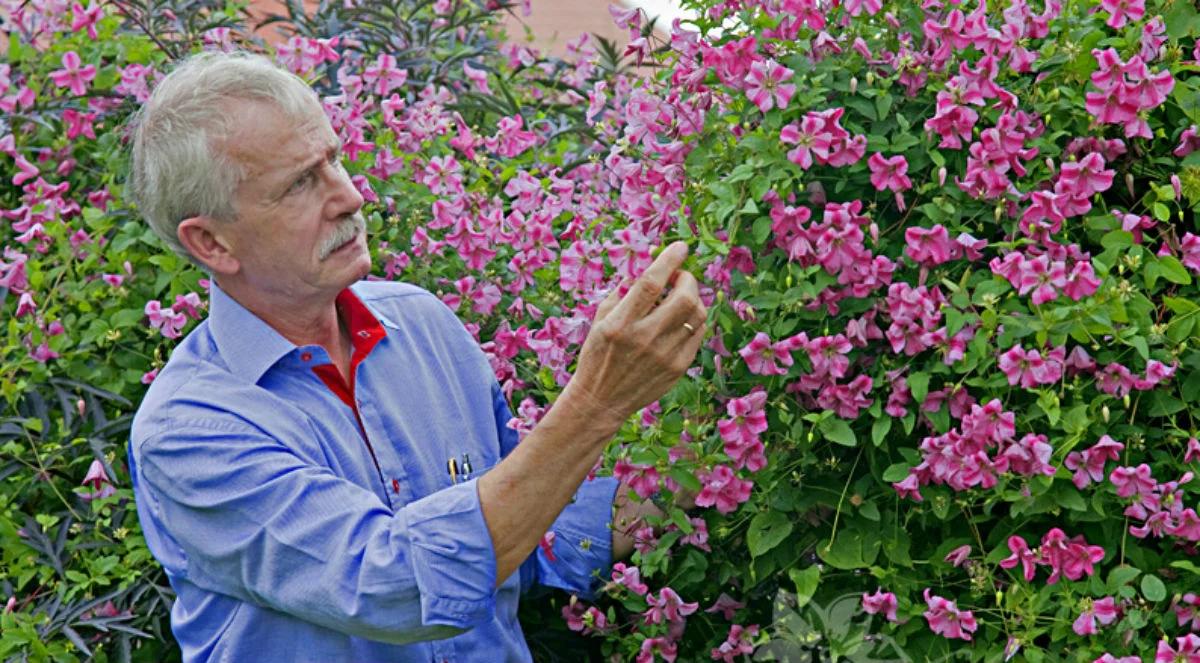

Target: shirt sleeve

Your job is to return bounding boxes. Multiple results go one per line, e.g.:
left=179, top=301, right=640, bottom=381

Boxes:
left=493, top=384, right=618, bottom=600
left=135, top=415, right=497, bottom=645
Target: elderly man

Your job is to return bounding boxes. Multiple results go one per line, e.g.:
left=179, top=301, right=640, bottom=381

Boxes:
left=126, top=51, right=706, bottom=662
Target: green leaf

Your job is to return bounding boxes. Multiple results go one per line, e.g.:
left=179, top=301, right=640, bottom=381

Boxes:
left=1106, top=565, right=1141, bottom=592
left=1101, top=230, right=1134, bottom=250
left=1157, top=255, right=1192, bottom=285
left=819, top=418, right=857, bottom=447
left=1165, top=0, right=1200, bottom=39
left=1140, top=574, right=1167, bottom=602
left=871, top=417, right=892, bottom=447
left=882, top=463, right=911, bottom=483
left=858, top=501, right=880, bottom=521
left=788, top=565, right=821, bottom=608
left=1171, top=560, right=1200, bottom=575
left=747, top=511, right=794, bottom=558
left=907, top=372, right=930, bottom=405
left=817, top=529, right=879, bottom=570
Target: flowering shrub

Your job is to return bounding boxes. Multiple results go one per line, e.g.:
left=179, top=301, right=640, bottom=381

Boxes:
left=4, top=0, right=1200, bottom=660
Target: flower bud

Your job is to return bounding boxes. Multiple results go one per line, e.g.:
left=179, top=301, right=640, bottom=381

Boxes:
left=1172, top=174, right=1182, bottom=200
left=1102, top=405, right=1110, bottom=422
left=1045, top=157, right=1055, bottom=174
left=937, top=166, right=947, bottom=186
left=1126, top=172, right=1135, bottom=197
left=850, top=76, right=858, bottom=94
left=76, top=399, right=85, bottom=417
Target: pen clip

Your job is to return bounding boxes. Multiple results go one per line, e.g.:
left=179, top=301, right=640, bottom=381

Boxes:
left=447, top=457, right=459, bottom=484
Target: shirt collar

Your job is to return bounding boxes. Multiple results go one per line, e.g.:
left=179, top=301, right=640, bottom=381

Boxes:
left=208, top=281, right=392, bottom=384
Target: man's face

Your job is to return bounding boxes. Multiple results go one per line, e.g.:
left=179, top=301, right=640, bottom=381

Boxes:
left=217, top=99, right=370, bottom=300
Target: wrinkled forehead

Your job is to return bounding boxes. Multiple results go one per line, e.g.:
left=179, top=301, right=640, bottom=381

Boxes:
left=219, top=98, right=335, bottom=181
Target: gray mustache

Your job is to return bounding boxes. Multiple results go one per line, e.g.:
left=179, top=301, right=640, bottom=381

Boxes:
left=318, top=213, right=367, bottom=260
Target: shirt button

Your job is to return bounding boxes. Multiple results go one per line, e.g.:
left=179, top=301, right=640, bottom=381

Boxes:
left=358, top=330, right=370, bottom=339
left=300, top=352, right=312, bottom=362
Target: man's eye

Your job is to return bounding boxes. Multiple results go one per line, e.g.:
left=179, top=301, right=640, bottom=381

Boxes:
left=288, top=171, right=314, bottom=193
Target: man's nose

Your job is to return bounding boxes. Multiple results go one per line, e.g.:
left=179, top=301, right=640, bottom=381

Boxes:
left=323, top=159, right=365, bottom=220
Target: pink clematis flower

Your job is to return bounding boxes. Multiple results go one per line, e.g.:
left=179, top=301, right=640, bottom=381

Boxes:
left=1065, top=435, right=1125, bottom=488
left=71, top=2, right=104, bottom=39
left=80, top=459, right=116, bottom=501
left=1099, top=0, right=1144, bottom=29
left=923, top=589, right=977, bottom=640
left=48, top=51, right=96, bottom=97
left=1156, top=634, right=1200, bottom=663
left=643, top=587, right=698, bottom=626
left=694, top=465, right=753, bottom=514
left=717, top=390, right=769, bottom=472
left=738, top=332, right=797, bottom=376
left=705, top=593, right=746, bottom=620
left=744, top=59, right=795, bottom=113
left=611, top=562, right=649, bottom=595
left=904, top=225, right=958, bottom=267
left=1073, top=596, right=1119, bottom=636
left=862, top=589, right=899, bottom=622
left=868, top=153, right=912, bottom=192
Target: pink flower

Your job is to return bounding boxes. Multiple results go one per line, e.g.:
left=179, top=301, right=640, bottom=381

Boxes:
left=1065, top=435, right=1125, bottom=488
left=999, top=535, right=1038, bottom=581
left=1176, top=593, right=1200, bottom=630
left=1062, top=260, right=1102, bottom=300
left=80, top=459, right=116, bottom=501
left=144, top=299, right=188, bottom=339
left=1073, top=596, right=1119, bottom=636
left=997, top=344, right=1062, bottom=388
left=613, top=458, right=660, bottom=500
left=48, top=51, right=96, bottom=97
left=737, top=332, right=795, bottom=376
left=1110, top=464, right=1158, bottom=509
left=15, top=292, right=36, bottom=318
left=862, top=589, right=899, bottom=622
left=904, top=225, right=958, bottom=267
left=1176, top=126, right=1200, bottom=157
left=1185, top=437, right=1200, bottom=463
left=1156, top=634, right=1200, bottom=663
left=643, top=587, right=699, bottom=626
left=868, top=153, right=912, bottom=192
left=711, top=624, right=758, bottom=662
left=718, top=391, right=769, bottom=472
left=744, top=59, right=795, bottom=113
left=779, top=116, right=833, bottom=170
left=705, top=593, right=746, bottom=620
left=695, top=465, right=753, bottom=514
left=638, top=637, right=678, bottom=663
left=71, top=2, right=104, bottom=39
left=843, top=0, right=882, bottom=16
left=1099, top=0, right=1144, bottom=29
left=362, top=53, right=408, bottom=96
left=1095, top=655, right=1141, bottom=663
left=611, top=562, right=649, bottom=595
left=944, top=545, right=972, bottom=568
left=892, top=472, right=923, bottom=502
left=923, top=589, right=977, bottom=640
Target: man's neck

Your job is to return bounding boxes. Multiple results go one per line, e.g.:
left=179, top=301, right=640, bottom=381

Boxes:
left=215, top=277, right=354, bottom=380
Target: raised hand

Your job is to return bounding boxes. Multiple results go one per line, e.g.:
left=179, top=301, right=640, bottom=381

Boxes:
left=561, top=241, right=708, bottom=432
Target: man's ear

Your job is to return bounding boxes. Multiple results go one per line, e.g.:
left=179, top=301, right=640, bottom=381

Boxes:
left=178, top=216, right=240, bottom=276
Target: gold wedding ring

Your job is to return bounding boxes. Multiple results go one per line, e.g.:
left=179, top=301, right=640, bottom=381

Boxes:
left=682, top=322, right=696, bottom=334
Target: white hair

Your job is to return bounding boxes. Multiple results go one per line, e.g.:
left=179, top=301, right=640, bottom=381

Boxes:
left=127, top=51, right=323, bottom=264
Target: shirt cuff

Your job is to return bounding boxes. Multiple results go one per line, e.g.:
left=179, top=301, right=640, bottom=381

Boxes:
left=402, top=478, right=497, bottom=630
left=536, top=475, right=619, bottom=600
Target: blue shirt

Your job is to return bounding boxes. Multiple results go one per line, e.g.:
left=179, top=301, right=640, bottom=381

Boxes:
left=128, top=280, right=619, bottom=662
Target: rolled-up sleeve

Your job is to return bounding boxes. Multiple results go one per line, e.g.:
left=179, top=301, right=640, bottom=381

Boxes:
left=136, top=418, right=497, bottom=644
left=492, top=383, right=618, bottom=599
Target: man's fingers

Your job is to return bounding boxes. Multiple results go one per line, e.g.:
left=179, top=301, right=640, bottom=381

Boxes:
left=612, top=241, right=689, bottom=322
left=594, top=283, right=623, bottom=323
left=649, top=270, right=705, bottom=332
